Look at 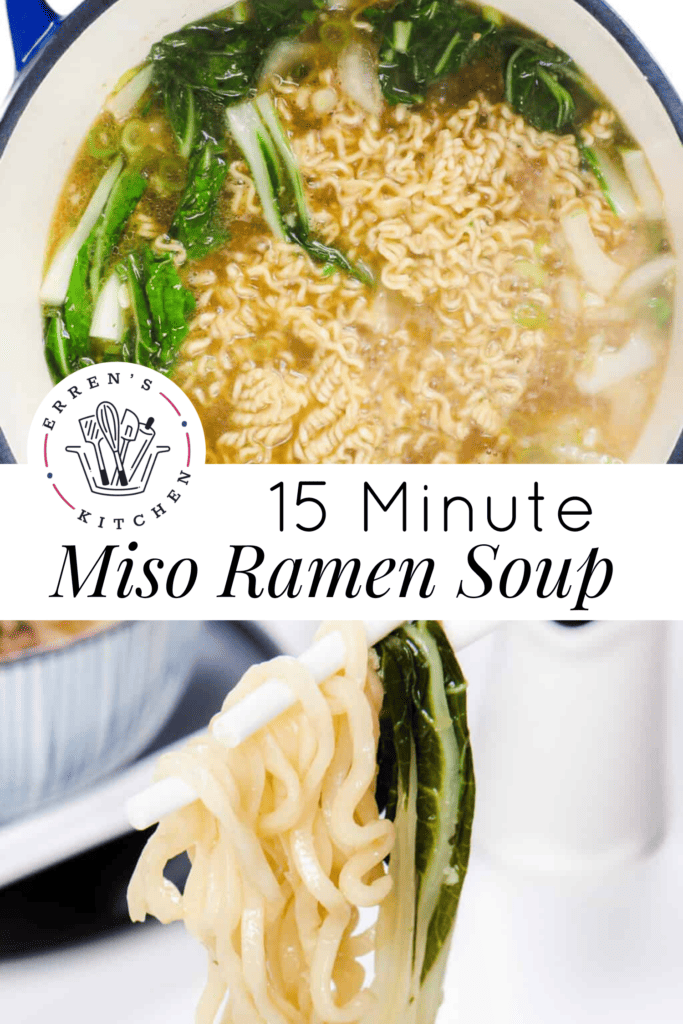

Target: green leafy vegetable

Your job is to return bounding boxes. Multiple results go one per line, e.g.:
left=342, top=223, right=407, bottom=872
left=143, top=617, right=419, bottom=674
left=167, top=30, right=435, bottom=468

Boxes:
left=141, top=248, right=196, bottom=369
left=44, top=311, right=74, bottom=383
left=45, top=162, right=148, bottom=380
left=370, top=0, right=497, bottom=105
left=374, top=621, right=475, bottom=1022
left=89, top=167, right=148, bottom=298
left=149, top=2, right=322, bottom=154
left=116, top=254, right=156, bottom=367
left=504, top=38, right=581, bottom=133
left=171, top=142, right=230, bottom=260
left=369, top=1, right=591, bottom=138
left=63, top=240, right=95, bottom=364
left=116, top=250, right=195, bottom=372
left=289, top=229, right=374, bottom=285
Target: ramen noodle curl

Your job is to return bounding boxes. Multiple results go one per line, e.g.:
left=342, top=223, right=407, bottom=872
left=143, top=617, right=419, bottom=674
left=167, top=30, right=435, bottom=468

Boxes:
left=128, top=623, right=395, bottom=1024
left=173, top=72, right=638, bottom=465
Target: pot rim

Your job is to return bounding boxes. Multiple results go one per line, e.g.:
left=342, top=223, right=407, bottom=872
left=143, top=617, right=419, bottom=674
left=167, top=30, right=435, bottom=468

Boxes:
left=0, top=617, right=133, bottom=668
left=1, top=0, right=682, bottom=461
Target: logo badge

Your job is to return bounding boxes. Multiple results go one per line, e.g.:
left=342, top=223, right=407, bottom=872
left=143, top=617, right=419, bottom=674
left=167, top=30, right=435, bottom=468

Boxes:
left=28, top=364, right=206, bottom=530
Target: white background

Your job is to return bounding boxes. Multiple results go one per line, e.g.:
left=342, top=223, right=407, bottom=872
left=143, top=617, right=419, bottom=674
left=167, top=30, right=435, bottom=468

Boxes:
left=1, top=464, right=682, bottom=619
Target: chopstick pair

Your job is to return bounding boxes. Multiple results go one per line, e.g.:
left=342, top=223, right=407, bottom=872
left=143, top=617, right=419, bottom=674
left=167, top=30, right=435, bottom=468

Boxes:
left=126, top=620, right=500, bottom=831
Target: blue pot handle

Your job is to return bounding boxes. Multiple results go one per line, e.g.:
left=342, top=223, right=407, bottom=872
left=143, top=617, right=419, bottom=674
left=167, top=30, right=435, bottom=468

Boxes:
left=6, top=0, right=62, bottom=72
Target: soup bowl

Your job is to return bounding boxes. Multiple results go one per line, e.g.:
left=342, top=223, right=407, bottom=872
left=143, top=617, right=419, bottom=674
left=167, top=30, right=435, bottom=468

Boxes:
left=0, top=0, right=682, bottom=463
left=0, top=619, right=202, bottom=823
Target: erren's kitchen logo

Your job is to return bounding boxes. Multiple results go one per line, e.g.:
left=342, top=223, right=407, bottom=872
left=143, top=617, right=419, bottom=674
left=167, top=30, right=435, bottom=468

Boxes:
left=28, top=364, right=206, bottom=530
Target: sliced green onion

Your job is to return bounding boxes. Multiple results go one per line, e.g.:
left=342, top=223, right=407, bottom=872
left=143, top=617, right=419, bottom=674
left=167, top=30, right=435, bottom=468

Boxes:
left=88, top=120, right=120, bottom=160
left=320, top=18, right=352, bottom=53
left=151, top=156, right=188, bottom=195
left=121, top=119, right=151, bottom=158
left=513, top=302, right=549, bottom=329
left=392, top=20, right=412, bottom=53
left=647, top=295, right=673, bottom=331
left=515, top=259, right=547, bottom=287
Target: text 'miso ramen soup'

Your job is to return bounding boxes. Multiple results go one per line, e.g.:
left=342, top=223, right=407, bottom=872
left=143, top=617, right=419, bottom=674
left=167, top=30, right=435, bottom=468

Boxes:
left=40, top=0, right=676, bottom=464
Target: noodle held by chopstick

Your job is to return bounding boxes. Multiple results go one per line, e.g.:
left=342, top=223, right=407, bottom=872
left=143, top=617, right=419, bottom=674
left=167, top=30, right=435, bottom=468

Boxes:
left=128, top=623, right=394, bottom=1023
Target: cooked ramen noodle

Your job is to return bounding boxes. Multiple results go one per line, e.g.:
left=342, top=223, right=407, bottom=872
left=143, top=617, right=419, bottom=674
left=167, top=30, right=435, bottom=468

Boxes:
left=42, top=2, right=676, bottom=463
left=129, top=621, right=475, bottom=1024
left=0, top=621, right=109, bottom=660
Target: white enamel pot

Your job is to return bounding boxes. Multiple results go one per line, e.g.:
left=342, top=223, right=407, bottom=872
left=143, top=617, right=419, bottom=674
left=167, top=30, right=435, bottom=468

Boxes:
left=0, top=0, right=683, bottom=462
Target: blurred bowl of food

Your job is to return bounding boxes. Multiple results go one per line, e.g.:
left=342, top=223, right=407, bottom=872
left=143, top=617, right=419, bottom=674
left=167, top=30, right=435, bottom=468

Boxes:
left=0, top=619, right=201, bottom=823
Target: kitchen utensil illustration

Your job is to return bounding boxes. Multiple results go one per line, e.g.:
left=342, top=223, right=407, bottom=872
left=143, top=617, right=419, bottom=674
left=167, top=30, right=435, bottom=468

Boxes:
left=67, top=407, right=168, bottom=497
left=96, top=402, right=127, bottom=487
left=119, top=410, right=140, bottom=466
left=129, top=418, right=156, bottom=483
left=78, top=414, right=109, bottom=487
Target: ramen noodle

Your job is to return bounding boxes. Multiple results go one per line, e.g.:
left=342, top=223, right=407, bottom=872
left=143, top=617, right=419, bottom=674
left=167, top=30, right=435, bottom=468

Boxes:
left=129, top=621, right=475, bottom=1024
left=42, top=2, right=675, bottom=463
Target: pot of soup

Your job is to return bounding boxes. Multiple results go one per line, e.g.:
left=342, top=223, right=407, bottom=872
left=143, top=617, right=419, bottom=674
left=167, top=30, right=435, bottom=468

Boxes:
left=0, top=0, right=681, bottom=464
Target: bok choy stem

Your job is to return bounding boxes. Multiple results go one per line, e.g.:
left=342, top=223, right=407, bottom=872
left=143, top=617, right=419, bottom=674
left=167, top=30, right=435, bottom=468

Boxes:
left=372, top=621, right=475, bottom=1024
left=227, top=97, right=373, bottom=285
left=40, top=156, right=124, bottom=307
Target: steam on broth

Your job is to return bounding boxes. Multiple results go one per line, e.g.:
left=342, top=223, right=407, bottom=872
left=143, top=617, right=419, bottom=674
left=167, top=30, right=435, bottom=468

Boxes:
left=42, top=1, right=676, bottom=464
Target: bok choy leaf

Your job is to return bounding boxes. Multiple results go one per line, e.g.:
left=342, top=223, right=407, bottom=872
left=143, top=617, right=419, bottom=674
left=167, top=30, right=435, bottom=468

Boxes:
left=40, top=156, right=124, bottom=308
left=373, top=620, right=475, bottom=1024
left=116, top=250, right=195, bottom=372
left=149, top=2, right=323, bottom=156
left=89, top=167, right=148, bottom=298
left=369, top=0, right=497, bottom=106
left=44, top=311, right=74, bottom=383
left=171, top=142, right=231, bottom=260
left=43, top=158, right=149, bottom=379
left=368, top=1, right=592, bottom=137
left=503, top=39, right=582, bottom=133
left=116, top=254, right=156, bottom=367
left=141, top=249, right=196, bottom=368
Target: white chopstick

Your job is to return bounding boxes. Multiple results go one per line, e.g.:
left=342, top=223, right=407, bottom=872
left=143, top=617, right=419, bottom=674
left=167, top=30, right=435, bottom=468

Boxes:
left=126, top=620, right=500, bottom=830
